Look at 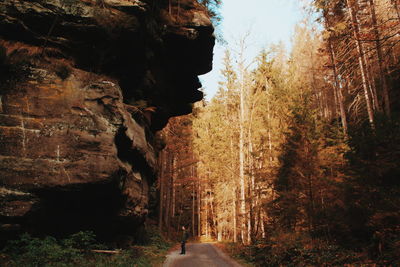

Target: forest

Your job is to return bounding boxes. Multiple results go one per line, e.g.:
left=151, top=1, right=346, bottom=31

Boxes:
left=0, top=0, right=399, bottom=266
left=157, top=0, right=400, bottom=265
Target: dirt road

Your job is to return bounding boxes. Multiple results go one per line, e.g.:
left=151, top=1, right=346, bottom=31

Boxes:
left=162, top=243, right=243, bottom=267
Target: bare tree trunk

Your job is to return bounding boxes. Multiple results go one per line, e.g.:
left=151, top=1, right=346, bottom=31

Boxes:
left=365, top=53, right=381, bottom=113
left=172, top=158, right=176, bottom=218
left=370, top=0, right=391, bottom=117
left=210, top=194, right=217, bottom=238
left=197, top=178, right=201, bottom=237
left=238, top=38, right=247, bottom=245
left=347, top=0, right=375, bottom=127
left=164, top=153, right=172, bottom=236
left=192, top=180, right=195, bottom=236
left=233, top=190, right=237, bottom=242
left=266, top=95, right=273, bottom=163
left=247, top=103, right=257, bottom=244
left=328, top=38, right=348, bottom=135
left=248, top=149, right=255, bottom=244
left=239, top=101, right=246, bottom=244
left=205, top=190, right=209, bottom=238
left=260, top=211, right=266, bottom=239
left=332, top=80, right=340, bottom=118
left=254, top=187, right=261, bottom=239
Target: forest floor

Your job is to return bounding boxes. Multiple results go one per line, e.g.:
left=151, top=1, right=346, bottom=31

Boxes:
left=162, top=243, right=243, bottom=267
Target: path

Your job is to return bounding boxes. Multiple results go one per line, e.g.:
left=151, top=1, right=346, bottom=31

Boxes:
left=163, top=243, right=243, bottom=267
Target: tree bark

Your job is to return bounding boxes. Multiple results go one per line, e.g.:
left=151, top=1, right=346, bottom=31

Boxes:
left=197, top=178, right=201, bottom=237
left=260, top=211, right=266, bottom=239
left=172, top=158, right=176, bottom=218
left=164, top=153, right=172, bottom=236
left=370, top=0, right=391, bottom=117
left=328, top=38, right=348, bottom=135
left=347, top=0, right=375, bottom=127
left=192, top=180, right=195, bottom=236
left=233, top=190, right=237, bottom=242
left=238, top=38, right=247, bottom=244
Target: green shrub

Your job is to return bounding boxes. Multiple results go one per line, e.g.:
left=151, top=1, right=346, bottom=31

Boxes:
left=1, top=227, right=171, bottom=267
left=146, top=225, right=171, bottom=250
left=2, top=233, right=81, bottom=267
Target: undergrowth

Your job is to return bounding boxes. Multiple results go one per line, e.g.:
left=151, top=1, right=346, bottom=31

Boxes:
left=0, top=226, right=171, bottom=267
left=221, top=233, right=398, bottom=267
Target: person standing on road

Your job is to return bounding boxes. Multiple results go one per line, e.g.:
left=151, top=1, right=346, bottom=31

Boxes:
left=180, top=226, right=189, bottom=255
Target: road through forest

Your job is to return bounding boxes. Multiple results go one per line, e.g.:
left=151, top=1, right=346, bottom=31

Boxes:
left=162, top=243, right=243, bottom=267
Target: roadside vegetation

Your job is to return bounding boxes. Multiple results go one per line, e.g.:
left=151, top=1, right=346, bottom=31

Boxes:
left=219, top=235, right=390, bottom=267
left=0, top=226, right=171, bottom=267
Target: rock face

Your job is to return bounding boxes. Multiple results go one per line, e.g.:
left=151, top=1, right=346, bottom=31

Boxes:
left=0, top=0, right=214, bottom=242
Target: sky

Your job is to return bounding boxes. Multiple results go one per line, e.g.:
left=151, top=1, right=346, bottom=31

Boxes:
left=199, top=0, right=305, bottom=100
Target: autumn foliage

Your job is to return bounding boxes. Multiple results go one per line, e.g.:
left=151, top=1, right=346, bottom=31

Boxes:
left=157, top=0, right=400, bottom=265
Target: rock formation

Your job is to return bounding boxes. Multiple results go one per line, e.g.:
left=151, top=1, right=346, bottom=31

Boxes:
left=0, top=0, right=214, bottom=243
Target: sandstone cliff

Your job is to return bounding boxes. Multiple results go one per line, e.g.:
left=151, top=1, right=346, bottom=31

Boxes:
left=0, top=0, right=214, bottom=243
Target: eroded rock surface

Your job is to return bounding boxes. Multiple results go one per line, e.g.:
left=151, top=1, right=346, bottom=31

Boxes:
left=0, top=0, right=214, bottom=243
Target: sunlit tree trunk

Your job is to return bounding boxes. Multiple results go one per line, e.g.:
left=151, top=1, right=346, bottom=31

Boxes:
left=192, top=180, right=195, bottom=236
left=248, top=146, right=255, bottom=244
left=210, top=193, right=216, bottom=238
left=238, top=38, right=247, bottom=244
left=217, top=204, right=222, bottom=241
left=365, top=53, right=381, bottom=113
left=369, top=0, right=391, bottom=117
left=197, top=178, right=201, bottom=237
left=347, top=0, right=375, bottom=127
left=328, top=38, right=348, bottom=135
left=239, top=92, right=246, bottom=244
left=205, top=190, right=209, bottom=238
left=247, top=99, right=257, bottom=244
left=233, top=194, right=237, bottom=242
left=260, top=210, right=266, bottom=239
left=231, top=135, right=238, bottom=243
